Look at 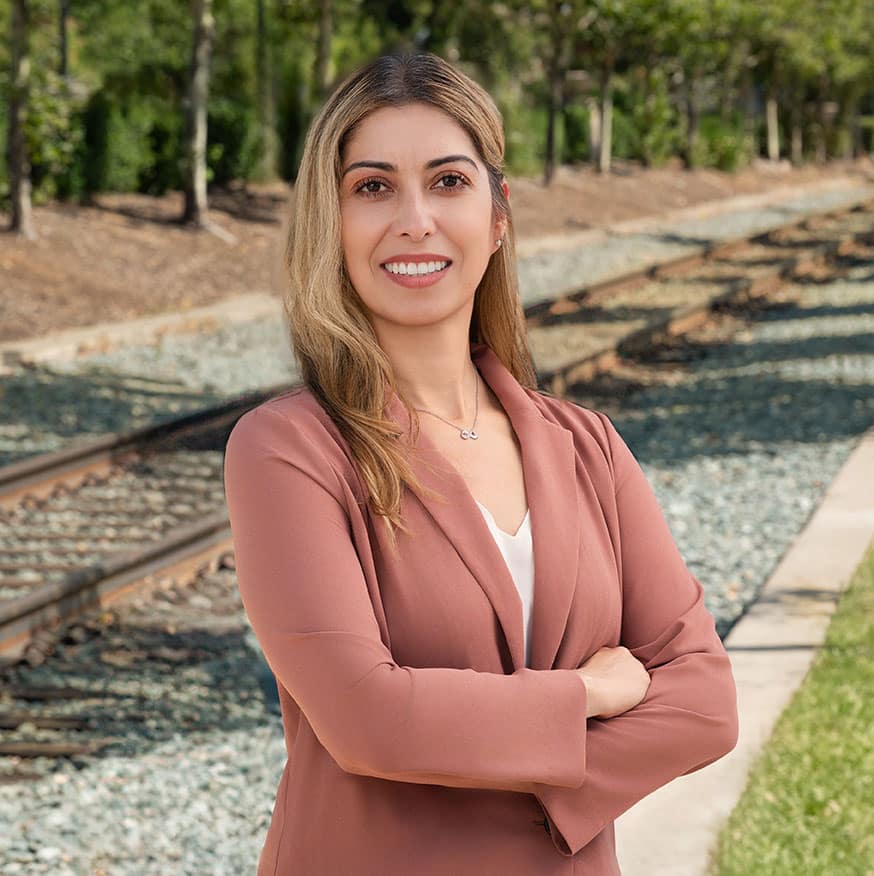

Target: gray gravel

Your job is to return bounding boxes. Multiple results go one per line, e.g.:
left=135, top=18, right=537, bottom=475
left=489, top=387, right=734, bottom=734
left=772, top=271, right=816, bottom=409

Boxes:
left=600, top=249, right=874, bottom=637
left=1, top=201, right=872, bottom=875
left=520, top=183, right=874, bottom=305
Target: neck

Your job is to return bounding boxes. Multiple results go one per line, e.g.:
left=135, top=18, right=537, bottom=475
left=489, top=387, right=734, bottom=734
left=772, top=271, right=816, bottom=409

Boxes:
left=382, top=335, right=479, bottom=422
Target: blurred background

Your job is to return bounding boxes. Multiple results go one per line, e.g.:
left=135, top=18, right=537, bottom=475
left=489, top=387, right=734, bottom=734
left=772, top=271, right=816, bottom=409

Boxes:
left=3, top=0, right=874, bottom=231
left=1, top=3, right=874, bottom=876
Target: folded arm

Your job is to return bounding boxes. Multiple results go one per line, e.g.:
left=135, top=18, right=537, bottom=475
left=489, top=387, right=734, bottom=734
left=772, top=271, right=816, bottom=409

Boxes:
left=534, top=412, right=739, bottom=856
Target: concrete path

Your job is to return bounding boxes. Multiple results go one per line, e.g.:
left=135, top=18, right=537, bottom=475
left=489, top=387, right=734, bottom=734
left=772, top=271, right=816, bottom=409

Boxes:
left=614, top=424, right=874, bottom=875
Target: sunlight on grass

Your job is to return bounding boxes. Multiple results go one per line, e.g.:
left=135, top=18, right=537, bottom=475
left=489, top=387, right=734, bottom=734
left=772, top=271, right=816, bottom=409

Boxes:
left=708, top=536, right=874, bottom=876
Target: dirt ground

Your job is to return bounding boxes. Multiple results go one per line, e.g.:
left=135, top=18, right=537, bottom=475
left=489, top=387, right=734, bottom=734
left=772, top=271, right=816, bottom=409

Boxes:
left=2, top=156, right=872, bottom=344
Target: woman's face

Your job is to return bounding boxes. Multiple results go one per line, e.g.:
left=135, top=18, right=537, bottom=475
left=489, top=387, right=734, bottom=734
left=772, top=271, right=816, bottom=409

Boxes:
left=339, top=102, right=508, bottom=341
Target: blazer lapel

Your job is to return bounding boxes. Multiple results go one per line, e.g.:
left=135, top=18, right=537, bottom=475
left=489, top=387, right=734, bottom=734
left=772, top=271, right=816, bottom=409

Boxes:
left=382, top=342, right=581, bottom=673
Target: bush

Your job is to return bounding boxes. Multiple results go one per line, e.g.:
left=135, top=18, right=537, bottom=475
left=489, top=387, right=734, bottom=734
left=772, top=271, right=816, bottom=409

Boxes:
left=501, top=98, right=546, bottom=177
left=561, top=102, right=590, bottom=164
left=693, top=113, right=751, bottom=171
left=207, top=97, right=260, bottom=185
left=80, top=90, right=172, bottom=195
left=23, top=70, right=84, bottom=204
left=629, top=67, right=679, bottom=167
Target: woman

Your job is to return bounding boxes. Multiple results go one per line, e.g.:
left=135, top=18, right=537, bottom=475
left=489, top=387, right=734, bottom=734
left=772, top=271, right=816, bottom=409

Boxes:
left=223, top=51, right=738, bottom=875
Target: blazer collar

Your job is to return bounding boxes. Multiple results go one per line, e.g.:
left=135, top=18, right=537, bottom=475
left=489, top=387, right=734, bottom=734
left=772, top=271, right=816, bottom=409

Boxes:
left=382, top=341, right=581, bottom=672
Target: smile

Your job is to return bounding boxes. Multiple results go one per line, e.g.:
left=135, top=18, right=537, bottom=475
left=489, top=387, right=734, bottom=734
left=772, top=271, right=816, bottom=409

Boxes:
left=380, top=261, right=452, bottom=288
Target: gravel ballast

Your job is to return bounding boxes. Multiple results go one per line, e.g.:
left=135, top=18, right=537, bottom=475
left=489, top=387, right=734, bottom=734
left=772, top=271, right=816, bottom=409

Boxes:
left=1, top=208, right=872, bottom=874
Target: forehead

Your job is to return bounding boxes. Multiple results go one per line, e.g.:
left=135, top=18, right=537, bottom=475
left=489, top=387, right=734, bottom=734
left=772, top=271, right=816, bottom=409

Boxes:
left=343, top=104, right=478, bottom=164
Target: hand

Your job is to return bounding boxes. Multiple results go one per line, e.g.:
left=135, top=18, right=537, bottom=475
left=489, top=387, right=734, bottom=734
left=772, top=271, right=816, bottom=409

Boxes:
left=575, top=646, right=651, bottom=719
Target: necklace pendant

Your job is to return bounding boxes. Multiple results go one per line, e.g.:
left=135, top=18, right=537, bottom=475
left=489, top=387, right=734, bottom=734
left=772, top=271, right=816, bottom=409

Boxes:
left=468, top=429, right=478, bottom=439
left=460, top=429, right=471, bottom=439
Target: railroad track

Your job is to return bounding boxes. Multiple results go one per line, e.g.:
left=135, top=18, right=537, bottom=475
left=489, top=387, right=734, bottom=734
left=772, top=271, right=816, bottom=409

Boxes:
left=0, top=197, right=872, bottom=779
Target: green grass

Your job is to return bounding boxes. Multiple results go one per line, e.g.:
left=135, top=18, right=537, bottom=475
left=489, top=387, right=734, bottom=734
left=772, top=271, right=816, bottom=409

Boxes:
left=708, top=536, right=874, bottom=876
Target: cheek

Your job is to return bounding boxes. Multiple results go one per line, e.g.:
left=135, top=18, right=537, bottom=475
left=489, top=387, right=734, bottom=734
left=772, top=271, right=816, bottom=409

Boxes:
left=340, top=209, right=378, bottom=270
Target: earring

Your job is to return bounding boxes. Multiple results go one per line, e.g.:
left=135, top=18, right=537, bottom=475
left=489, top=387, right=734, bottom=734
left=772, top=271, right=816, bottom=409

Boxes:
left=495, top=239, right=503, bottom=247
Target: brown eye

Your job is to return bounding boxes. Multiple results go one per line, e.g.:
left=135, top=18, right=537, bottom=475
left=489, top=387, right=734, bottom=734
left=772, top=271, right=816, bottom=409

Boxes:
left=355, top=177, right=387, bottom=197
left=436, top=173, right=470, bottom=190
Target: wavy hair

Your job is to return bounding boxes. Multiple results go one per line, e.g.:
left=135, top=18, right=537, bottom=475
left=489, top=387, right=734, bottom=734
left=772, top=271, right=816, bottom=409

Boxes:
left=283, top=50, right=538, bottom=551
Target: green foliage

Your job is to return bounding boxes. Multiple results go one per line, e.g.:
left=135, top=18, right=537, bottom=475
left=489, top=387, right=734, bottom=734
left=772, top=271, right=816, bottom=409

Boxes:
left=81, top=91, right=153, bottom=193
left=610, top=103, right=639, bottom=161
left=693, top=113, right=752, bottom=171
left=20, top=71, right=83, bottom=204
left=561, top=103, right=591, bottom=164
left=501, top=99, right=548, bottom=177
left=137, top=107, right=185, bottom=196
left=207, top=98, right=260, bottom=185
left=629, top=68, right=679, bottom=167
left=4, top=0, right=874, bottom=207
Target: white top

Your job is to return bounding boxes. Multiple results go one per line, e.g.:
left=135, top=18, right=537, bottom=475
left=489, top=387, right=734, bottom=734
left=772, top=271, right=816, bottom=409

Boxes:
left=474, top=499, right=534, bottom=667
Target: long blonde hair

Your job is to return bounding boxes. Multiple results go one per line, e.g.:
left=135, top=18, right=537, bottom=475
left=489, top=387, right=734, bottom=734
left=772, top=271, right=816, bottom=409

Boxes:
left=283, top=50, right=538, bottom=550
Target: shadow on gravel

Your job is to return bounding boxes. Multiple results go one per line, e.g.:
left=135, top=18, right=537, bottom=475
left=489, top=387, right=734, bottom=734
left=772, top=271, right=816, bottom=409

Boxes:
left=692, top=330, right=874, bottom=365
left=566, top=273, right=874, bottom=467
left=591, top=370, right=873, bottom=467
left=1, top=607, right=282, bottom=767
left=534, top=302, right=676, bottom=328
left=633, top=231, right=716, bottom=248
left=0, top=365, right=230, bottom=468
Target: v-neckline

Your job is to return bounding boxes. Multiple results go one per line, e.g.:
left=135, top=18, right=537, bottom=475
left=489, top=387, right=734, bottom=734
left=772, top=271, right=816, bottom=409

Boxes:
left=378, top=340, right=584, bottom=672
left=474, top=499, right=531, bottom=539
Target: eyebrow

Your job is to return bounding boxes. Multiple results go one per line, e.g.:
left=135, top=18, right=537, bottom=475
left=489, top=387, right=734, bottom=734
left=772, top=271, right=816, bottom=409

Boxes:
left=341, top=154, right=479, bottom=178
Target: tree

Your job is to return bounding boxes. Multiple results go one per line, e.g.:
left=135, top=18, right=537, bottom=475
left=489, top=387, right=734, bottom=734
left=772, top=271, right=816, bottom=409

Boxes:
left=255, top=0, right=280, bottom=181
left=182, top=0, right=215, bottom=227
left=6, top=0, right=36, bottom=237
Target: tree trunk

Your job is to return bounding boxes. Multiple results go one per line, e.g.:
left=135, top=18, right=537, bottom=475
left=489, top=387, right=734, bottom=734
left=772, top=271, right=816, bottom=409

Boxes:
left=255, top=0, right=279, bottom=182
left=684, top=75, right=700, bottom=168
left=59, top=0, right=70, bottom=79
left=813, top=96, right=827, bottom=165
left=588, top=96, right=601, bottom=168
left=790, top=91, right=803, bottom=165
left=742, top=68, right=757, bottom=154
left=543, top=75, right=559, bottom=185
left=7, top=0, right=36, bottom=239
left=598, top=68, right=613, bottom=174
left=640, top=66, right=654, bottom=168
left=766, top=93, right=780, bottom=161
left=790, top=118, right=803, bottom=165
left=543, top=2, right=566, bottom=186
left=850, top=108, right=863, bottom=158
left=183, top=0, right=215, bottom=227
left=312, top=0, right=334, bottom=106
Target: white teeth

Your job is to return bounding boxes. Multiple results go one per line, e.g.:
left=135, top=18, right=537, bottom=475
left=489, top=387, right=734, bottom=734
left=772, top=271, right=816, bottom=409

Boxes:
left=384, top=260, right=449, bottom=275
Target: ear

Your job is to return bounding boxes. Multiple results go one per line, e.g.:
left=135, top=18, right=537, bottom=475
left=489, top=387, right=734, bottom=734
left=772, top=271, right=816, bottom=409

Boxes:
left=494, top=178, right=510, bottom=247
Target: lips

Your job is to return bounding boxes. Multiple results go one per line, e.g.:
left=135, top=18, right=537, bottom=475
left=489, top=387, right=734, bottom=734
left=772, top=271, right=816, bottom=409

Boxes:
left=380, top=261, right=452, bottom=288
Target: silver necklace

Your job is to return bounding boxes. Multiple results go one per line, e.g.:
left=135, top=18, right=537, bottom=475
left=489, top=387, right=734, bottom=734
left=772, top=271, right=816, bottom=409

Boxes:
left=412, top=368, right=480, bottom=439
left=409, top=239, right=503, bottom=440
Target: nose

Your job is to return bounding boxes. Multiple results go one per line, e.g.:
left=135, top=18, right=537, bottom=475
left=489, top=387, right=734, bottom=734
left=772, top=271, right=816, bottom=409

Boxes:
left=392, top=186, right=436, bottom=240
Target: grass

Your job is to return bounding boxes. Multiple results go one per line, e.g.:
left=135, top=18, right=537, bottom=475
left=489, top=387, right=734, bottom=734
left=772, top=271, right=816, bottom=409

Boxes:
left=708, top=536, right=874, bottom=876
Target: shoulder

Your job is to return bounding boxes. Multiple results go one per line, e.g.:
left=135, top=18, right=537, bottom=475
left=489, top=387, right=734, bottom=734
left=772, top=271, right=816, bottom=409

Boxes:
left=224, top=386, right=364, bottom=500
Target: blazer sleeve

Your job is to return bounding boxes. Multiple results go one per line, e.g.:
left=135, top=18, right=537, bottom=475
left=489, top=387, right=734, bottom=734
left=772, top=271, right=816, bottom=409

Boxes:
left=223, top=404, right=590, bottom=794
left=534, top=411, right=739, bottom=856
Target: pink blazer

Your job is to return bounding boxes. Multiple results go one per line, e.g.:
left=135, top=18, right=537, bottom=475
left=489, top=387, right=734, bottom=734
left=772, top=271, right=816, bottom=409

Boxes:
left=223, top=341, right=738, bottom=875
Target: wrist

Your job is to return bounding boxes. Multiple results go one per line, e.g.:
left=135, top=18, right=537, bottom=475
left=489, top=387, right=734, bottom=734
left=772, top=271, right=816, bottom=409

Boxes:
left=576, top=670, right=601, bottom=719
